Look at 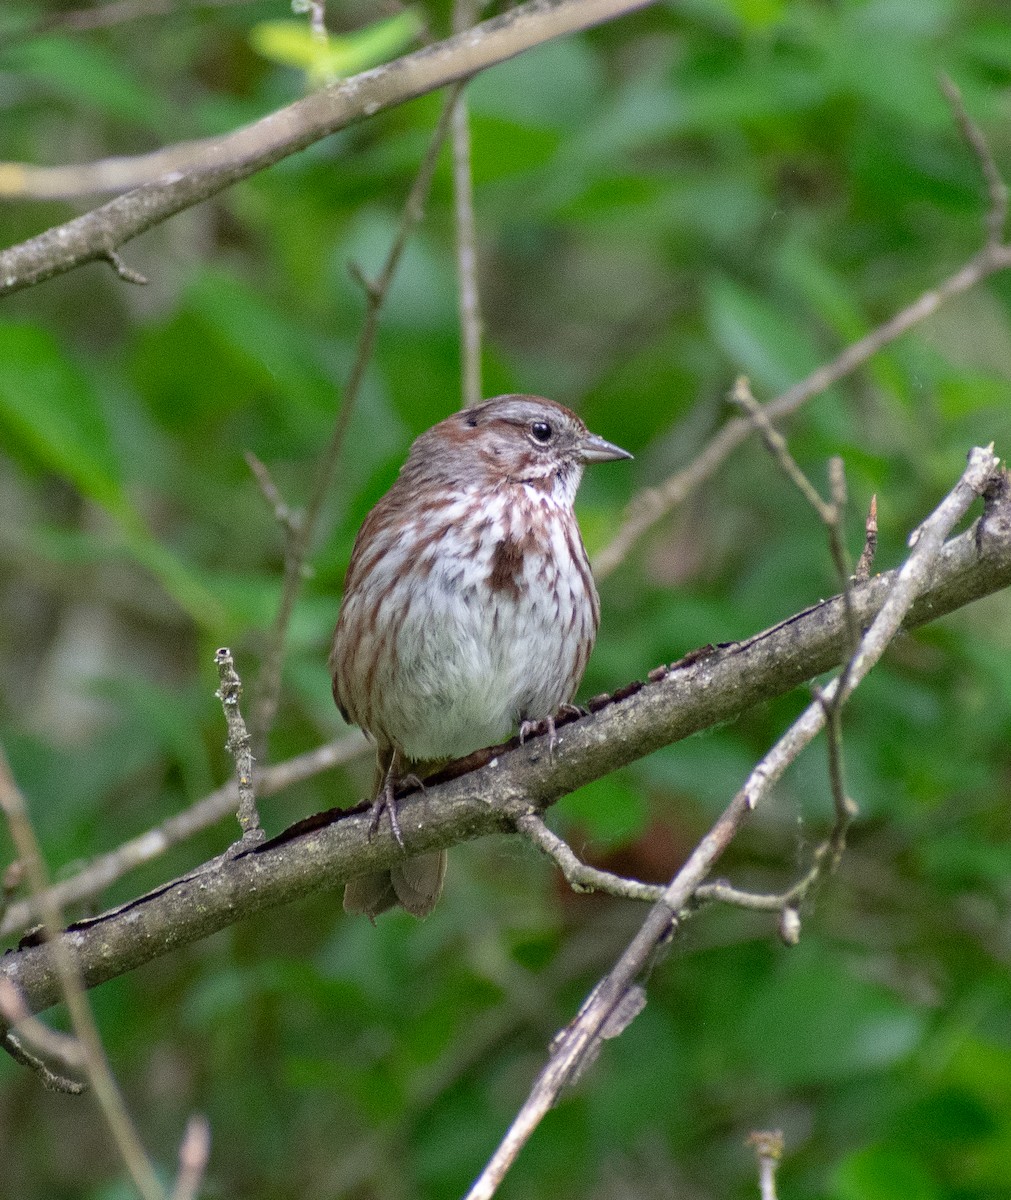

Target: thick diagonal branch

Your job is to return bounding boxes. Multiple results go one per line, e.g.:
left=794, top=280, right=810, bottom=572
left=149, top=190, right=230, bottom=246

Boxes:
left=2, top=470, right=1009, bottom=1016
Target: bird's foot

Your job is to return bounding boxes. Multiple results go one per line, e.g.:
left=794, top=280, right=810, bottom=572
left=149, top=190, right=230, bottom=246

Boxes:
left=519, top=715, right=559, bottom=761
left=368, top=768, right=406, bottom=851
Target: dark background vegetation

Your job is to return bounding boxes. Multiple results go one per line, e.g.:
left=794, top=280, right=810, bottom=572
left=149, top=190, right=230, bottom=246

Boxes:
left=2, top=0, right=1011, bottom=1196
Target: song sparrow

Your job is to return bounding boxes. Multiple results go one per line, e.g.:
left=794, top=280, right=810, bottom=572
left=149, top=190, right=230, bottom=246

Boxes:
left=330, top=395, right=631, bottom=918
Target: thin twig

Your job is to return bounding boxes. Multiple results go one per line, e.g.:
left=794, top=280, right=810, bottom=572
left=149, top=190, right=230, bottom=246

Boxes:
left=0, top=746, right=167, bottom=1200
left=12, top=0, right=256, bottom=39
left=0, top=977, right=83, bottom=1070
left=741, top=446, right=996, bottom=812
left=940, top=74, right=1008, bottom=249
left=1, top=859, right=24, bottom=926
left=1, top=1027, right=86, bottom=1093
left=293, top=0, right=328, bottom=43
left=0, top=976, right=86, bottom=1092
left=169, top=1115, right=212, bottom=1200
left=214, top=649, right=263, bottom=844
left=515, top=812, right=666, bottom=902
left=250, top=86, right=464, bottom=753
left=245, top=451, right=300, bottom=540
left=748, top=1130, right=784, bottom=1200
left=452, top=0, right=483, bottom=408
left=463, top=446, right=998, bottom=1200
left=816, top=685, right=858, bottom=854
left=732, top=377, right=859, bottom=652
left=102, top=249, right=148, bottom=285
left=731, top=376, right=835, bottom=525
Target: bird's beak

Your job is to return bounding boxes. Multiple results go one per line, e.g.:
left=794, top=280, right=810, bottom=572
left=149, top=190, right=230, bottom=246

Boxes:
left=579, top=432, right=633, bottom=464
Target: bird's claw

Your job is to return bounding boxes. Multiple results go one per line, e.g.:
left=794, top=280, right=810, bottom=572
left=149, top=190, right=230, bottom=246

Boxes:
left=519, top=715, right=559, bottom=762
left=368, top=771, right=406, bottom=851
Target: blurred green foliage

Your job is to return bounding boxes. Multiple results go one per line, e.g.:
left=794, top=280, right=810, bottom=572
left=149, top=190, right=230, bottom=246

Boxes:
left=1, top=1, right=1011, bottom=1197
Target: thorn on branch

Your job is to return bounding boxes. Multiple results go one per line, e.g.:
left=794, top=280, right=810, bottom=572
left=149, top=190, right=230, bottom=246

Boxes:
left=854, top=494, right=878, bottom=582
left=102, top=248, right=148, bottom=285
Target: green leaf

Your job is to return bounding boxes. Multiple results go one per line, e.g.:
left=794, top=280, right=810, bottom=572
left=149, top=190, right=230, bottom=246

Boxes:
left=250, top=11, right=423, bottom=85
left=0, top=322, right=227, bottom=629
left=0, top=322, right=127, bottom=517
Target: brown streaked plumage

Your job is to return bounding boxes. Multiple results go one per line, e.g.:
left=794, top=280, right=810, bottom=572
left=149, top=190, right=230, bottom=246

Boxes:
left=330, top=395, right=631, bottom=918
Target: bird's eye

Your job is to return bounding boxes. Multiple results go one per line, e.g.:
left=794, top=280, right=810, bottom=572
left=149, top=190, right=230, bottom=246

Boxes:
left=530, top=421, right=553, bottom=444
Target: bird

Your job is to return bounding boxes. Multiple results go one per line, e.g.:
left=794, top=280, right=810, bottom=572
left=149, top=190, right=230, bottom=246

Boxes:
left=329, top=394, right=631, bottom=918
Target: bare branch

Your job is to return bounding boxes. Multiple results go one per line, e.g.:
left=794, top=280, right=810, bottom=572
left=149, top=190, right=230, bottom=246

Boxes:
left=0, top=0, right=655, bottom=289
left=515, top=812, right=665, bottom=902
left=0, top=732, right=367, bottom=941
left=595, top=82, right=1010, bottom=581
